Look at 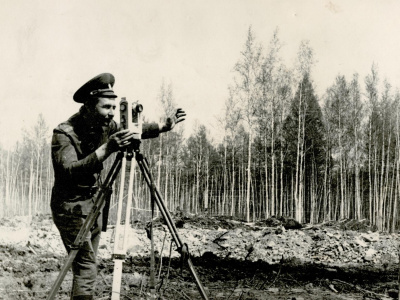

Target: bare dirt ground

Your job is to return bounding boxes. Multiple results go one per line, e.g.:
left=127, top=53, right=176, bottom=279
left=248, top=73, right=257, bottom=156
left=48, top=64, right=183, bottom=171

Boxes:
left=0, top=214, right=399, bottom=300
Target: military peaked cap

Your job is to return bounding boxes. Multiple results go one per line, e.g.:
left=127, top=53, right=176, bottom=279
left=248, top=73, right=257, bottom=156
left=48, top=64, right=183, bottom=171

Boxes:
left=73, top=73, right=118, bottom=103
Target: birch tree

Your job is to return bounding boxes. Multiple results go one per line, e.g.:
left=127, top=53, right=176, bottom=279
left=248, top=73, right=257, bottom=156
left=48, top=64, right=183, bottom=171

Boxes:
left=348, top=74, right=364, bottom=220
left=291, top=41, right=316, bottom=222
left=324, top=75, right=350, bottom=219
left=232, top=26, right=263, bottom=222
left=365, top=64, right=380, bottom=227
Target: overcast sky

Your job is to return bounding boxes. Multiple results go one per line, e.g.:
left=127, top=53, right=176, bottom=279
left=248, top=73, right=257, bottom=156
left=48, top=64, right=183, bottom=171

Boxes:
left=1, top=0, right=400, bottom=149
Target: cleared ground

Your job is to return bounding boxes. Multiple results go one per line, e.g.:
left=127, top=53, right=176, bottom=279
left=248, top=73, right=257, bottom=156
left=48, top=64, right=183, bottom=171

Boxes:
left=0, top=215, right=398, bottom=299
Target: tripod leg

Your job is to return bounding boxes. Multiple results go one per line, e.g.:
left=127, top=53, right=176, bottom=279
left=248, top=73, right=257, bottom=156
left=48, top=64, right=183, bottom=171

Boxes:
left=47, top=155, right=122, bottom=300
left=135, top=153, right=209, bottom=300
left=111, top=153, right=128, bottom=300
left=111, top=153, right=137, bottom=300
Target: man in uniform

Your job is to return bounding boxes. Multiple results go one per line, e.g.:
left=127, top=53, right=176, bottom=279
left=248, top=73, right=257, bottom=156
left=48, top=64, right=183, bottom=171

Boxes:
left=50, top=73, right=186, bottom=299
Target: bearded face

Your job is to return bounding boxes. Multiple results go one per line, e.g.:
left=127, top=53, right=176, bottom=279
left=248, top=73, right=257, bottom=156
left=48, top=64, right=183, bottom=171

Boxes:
left=86, top=97, right=117, bottom=127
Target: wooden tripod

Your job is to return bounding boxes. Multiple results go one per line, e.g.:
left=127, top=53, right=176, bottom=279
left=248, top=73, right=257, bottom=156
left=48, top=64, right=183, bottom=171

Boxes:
left=47, top=146, right=209, bottom=300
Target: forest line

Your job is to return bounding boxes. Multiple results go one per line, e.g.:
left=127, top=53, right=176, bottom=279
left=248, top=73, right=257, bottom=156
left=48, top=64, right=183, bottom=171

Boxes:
left=1, top=27, right=399, bottom=232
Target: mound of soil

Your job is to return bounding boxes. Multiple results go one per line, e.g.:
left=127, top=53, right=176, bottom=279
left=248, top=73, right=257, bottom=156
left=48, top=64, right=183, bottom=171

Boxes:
left=0, top=214, right=398, bottom=299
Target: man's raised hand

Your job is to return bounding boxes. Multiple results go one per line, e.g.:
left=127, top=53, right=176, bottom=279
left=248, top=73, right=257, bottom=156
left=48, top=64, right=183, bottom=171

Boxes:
left=160, top=108, right=186, bottom=132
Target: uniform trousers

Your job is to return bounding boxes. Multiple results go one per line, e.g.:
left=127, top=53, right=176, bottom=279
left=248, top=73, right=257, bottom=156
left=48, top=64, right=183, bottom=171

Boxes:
left=52, top=206, right=102, bottom=300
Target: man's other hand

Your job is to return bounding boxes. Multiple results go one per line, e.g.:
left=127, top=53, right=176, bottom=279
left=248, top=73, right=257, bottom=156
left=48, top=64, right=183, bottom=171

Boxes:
left=160, top=108, right=186, bottom=133
left=107, top=129, right=137, bottom=152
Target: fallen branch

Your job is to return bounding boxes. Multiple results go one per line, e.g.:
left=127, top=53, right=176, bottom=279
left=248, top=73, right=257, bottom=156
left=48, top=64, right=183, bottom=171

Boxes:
left=165, top=241, right=173, bottom=284
left=0, top=289, right=47, bottom=293
left=157, top=231, right=167, bottom=280
left=168, top=287, right=192, bottom=300
left=26, top=241, right=37, bottom=255
left=99, top=270, right=109, bottom=286
left=267, top=263, right=282, bottom=288
left=333, top=279, right=389, bottom=299
left=244, top=244, right=254, bottom=260
left=27, top=245, right=37, bottom=255
left=213, top=231, right=229, bottom=250
left=213, top=231, right=229, bottom=242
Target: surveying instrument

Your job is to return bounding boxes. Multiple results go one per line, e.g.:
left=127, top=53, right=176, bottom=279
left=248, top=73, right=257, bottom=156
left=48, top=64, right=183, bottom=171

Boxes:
left=47, top=98, right=209, bottom=300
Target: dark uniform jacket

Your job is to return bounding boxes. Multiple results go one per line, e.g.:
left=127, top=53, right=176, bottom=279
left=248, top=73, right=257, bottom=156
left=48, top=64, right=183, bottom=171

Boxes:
left=51, top=106, right=159, bottom=216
